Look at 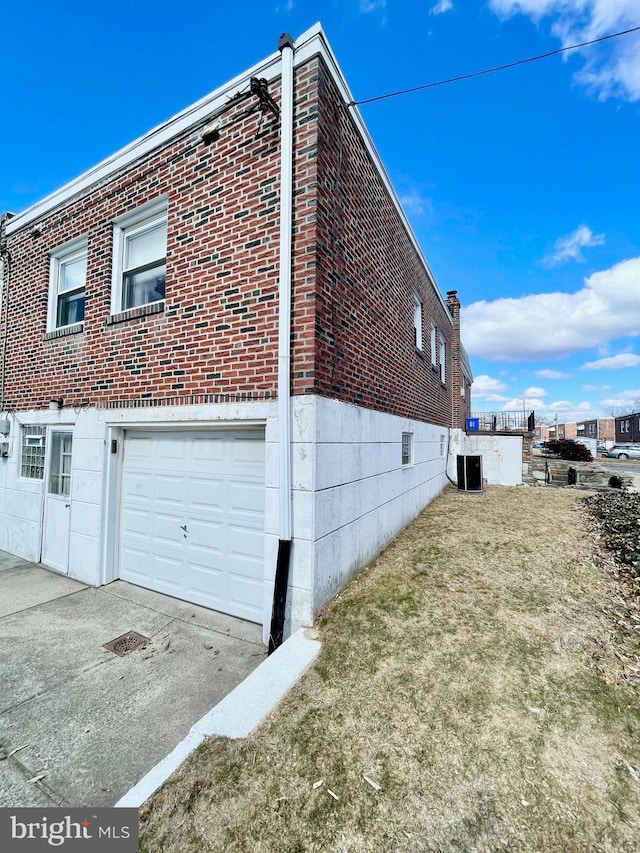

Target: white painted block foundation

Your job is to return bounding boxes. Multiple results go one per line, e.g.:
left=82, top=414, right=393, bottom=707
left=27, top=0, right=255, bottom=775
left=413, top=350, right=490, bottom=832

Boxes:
left=0, top=396, right=451, bottom=642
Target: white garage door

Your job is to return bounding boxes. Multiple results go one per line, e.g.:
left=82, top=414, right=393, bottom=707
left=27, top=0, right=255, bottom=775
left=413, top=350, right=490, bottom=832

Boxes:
left=120, top=429, right=265, bottom=623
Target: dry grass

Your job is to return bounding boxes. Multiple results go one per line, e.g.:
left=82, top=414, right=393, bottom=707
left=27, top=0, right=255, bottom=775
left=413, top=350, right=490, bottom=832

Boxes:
left=139, top=487, right=640, bottom=852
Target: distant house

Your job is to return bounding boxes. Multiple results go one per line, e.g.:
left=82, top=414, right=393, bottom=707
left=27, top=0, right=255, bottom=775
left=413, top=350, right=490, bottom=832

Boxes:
left=0, top=25, right=471, bottom=644
left=615, top=412, right=640, bottom=444
left=576, top=417, right=614, bottom=443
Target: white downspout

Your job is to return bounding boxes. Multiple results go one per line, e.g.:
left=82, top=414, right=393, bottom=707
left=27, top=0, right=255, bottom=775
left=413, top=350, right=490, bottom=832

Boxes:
left=277, top=33, right=294, bottom=542
left=268, top=33, right=295, bottom=654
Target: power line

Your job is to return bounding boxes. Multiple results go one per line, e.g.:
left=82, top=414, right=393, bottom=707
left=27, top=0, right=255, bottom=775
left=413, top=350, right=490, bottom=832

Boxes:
left=348, top=25, right=640, bottom=106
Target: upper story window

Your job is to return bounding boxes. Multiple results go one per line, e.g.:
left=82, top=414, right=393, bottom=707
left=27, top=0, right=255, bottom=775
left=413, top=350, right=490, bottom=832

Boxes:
left=413, top=295, right=422, bottom=350
left=111, top=199, right=167, bottom=314
left=48, top=238, right=87, bottom=330
left=430, top=322, right=437, bottom=366
left=439, top=336, right=446, bottom=382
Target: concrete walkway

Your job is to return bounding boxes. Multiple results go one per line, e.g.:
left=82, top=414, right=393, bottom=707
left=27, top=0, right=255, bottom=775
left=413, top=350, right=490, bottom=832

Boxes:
left=0, top=551, right=266, bottom=807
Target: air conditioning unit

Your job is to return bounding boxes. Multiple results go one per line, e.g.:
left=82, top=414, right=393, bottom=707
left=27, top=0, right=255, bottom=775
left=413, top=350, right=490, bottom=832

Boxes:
left=457, top=454, right=483, bottom=492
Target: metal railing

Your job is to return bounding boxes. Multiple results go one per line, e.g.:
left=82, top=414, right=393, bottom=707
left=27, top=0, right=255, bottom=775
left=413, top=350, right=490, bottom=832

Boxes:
left=469, top=410, right=535, bottom=433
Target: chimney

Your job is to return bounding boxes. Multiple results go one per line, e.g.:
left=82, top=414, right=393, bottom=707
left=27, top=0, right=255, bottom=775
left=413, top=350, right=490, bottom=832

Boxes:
left=446, top=290, right=463, bottom=430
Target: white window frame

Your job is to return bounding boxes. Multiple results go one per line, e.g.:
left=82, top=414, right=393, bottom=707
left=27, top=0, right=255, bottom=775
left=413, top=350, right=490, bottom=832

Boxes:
left=401, top=432, right=414, bottom=466
left=111, top=198, right=168, bottom=315
left=430, top=323, right=437, bottom=366
left=47, top=237, right=88, bottom=331
left=47, top=429, right=73, bottom=497
left=413, top=295, right=422, bottom=350
left=439, top=336, right=446, bottom=382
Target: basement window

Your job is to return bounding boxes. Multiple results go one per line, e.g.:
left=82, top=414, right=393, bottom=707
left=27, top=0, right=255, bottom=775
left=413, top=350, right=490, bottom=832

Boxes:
left=21, top=426, right=46, bottom=479
left=402, top=432, right=413, bottom=466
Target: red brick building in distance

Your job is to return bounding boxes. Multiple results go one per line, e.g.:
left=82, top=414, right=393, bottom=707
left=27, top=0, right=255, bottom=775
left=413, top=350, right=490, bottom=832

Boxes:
left=0, top=25, right=472, bottom=643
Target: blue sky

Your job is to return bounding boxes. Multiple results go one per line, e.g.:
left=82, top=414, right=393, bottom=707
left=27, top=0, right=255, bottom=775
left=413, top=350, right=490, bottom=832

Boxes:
left=3, top=0, right=639, bottom=423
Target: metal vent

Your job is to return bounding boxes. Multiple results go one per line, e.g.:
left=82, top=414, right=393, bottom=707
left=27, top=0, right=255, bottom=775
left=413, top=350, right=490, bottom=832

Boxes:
left=104, top=631, right=149, bottom=657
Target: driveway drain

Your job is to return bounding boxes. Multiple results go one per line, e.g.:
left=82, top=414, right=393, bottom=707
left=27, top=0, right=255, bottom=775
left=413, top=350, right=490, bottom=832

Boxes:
left=104, top=631, right=149, bottom=657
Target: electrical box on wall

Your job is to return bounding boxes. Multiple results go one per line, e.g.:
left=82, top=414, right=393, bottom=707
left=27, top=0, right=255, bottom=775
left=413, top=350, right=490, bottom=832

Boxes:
left=0, top=437, right=10, bottom=458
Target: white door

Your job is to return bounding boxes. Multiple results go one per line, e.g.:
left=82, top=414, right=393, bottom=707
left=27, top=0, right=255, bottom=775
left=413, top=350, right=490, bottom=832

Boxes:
left=42, top=429, right=73, bottom=573
left=119, top=430, right=265, bottom=623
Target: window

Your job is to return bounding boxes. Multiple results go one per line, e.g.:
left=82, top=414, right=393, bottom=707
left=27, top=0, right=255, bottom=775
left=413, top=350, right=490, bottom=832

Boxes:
left=401, top=432, right=413, bottom=466
left=48, top=431, right=73, bottom=497
left=439, top=336, right=446, bottom=382
left=413, top=295, right=422, bottom=350
left=48, top=239, right=87, bottom=330
left=440, top=434, right=446, bottom=457
left=430, top=323, right=437, bottom=366
left=21, top=426, right=46, bottom=479
left=112, top=200, right=167, bottom=313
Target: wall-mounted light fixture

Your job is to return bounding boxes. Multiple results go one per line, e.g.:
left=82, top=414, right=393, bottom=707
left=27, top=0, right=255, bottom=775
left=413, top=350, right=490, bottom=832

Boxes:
left=49, top=397, right=64, bottom=411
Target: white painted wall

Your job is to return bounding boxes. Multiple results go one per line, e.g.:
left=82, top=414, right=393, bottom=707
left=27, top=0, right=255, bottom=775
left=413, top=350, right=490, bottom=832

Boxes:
left=0, top=397, right=451, bottom=644
left=291, top=397, right=450, bottom=620
left=462, top=434, right=523, bottom=486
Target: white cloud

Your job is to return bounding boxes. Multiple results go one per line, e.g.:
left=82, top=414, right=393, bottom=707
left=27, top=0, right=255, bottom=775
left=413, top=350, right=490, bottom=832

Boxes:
left=600, top=389, right=640, bottom=408
left=582, top=353, right=640, bottom=370
left=471, top=374, right=507, bottom=397
left=461, top=256, right=640, bottom=361
left=582, top=383, right=610, bottom=391
left=537, top=369, right=570, bottom=379
left=523, top=386, right=548, bottom=398
left=489, top=0, right=640, bottom=101
left=360, top=0, right=386, bottom=12
left=399, top=190, right=433, bottom=217
left=430, top=0, right=453, bottom=14
left=544, top=224, right=605, bottom=265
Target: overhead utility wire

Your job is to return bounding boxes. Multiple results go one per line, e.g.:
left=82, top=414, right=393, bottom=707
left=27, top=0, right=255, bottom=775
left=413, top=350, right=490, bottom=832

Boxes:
left=348, top=24, right=640, bottom=106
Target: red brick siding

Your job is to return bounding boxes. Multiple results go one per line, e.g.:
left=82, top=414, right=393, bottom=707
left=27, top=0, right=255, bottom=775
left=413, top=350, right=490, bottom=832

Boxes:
left=294, top=58, right=454, bottom=426
left=2, top=74, right=292, bottom=410
left=4, top=56, right=454, bottom=428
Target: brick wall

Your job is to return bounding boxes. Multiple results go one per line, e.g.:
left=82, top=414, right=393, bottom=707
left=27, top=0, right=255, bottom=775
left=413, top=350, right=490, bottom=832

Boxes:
left=299, top=58, right=454, bottom=427
left=3, top=55, right=454, bottom=427
left=2, top=74, right=290, bottom=410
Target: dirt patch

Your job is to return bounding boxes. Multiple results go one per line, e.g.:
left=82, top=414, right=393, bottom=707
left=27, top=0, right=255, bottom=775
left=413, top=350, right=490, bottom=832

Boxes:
left=140, top=487, right=640, bottom=852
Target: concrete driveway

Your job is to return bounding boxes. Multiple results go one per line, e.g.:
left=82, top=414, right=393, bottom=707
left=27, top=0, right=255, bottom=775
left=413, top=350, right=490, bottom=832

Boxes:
left=0, top=551, right=266, bottom=807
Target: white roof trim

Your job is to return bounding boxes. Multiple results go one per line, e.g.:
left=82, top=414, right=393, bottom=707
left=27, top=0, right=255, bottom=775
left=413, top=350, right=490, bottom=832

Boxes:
left=5, top=22, right=451, bottom=319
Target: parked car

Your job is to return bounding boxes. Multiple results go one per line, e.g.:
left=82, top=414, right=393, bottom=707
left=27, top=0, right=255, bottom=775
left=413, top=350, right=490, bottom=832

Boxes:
left=604, top=444, right=640, bottom=460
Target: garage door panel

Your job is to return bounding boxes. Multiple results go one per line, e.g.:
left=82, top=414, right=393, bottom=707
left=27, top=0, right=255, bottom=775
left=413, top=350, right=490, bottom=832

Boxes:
left=229, top=575, right=262, bottom=619
left=229, top=526, right=263, bottom=564
left=121, top=544, right=152, bottom=583
left=153, top=555, right=184, bottom=594
left=121, top=506, right=152, bottom=540
left=155, top=474, right=188, bottom=507
left=122, top=470, right=154, bottom=504
left=189, top=477, right=224, bottom=511
left=188, top=518, right=224, bottom=553
left=229, top=481, right=264, bottom=518
left=191, top=437, right=225, bottom=465
left=120, top=429, right=265, bottom=624
left=232, top=436, right=265, bottom=464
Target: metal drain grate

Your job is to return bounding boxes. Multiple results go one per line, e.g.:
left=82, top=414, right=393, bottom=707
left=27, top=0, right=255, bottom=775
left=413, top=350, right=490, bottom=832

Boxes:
left=103, top=631, right=149, bottom=657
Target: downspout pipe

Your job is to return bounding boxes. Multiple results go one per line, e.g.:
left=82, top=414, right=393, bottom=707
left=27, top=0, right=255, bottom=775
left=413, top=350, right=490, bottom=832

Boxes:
left=269, top=32, right=295, bottom=655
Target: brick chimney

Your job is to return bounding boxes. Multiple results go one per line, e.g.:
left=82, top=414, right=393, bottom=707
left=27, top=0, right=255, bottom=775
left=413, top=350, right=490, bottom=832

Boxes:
left=446, top=290, right=463, bottom=430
